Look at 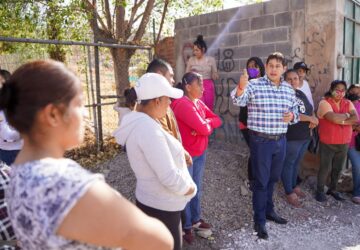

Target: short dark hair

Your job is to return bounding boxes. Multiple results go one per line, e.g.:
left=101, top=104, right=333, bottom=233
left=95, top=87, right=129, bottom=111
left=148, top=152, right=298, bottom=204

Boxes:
left=348, top=84, right=360, bottom=93
left=283, top=69, right=298, bottom=80
left=124, top=87, right=153, bottom=106
left=0, top=60, right=80, bottom=133
left=0, top=69, right=11, bottom=82
left=146, top=58, right=170, bottom=75
left=123, top=88, right=137, bottom=109
left=324, top=80, right=347, bottom=98
left=266, top=52, right=286, bottom=66
left=194, top=35, right=207, bottom=53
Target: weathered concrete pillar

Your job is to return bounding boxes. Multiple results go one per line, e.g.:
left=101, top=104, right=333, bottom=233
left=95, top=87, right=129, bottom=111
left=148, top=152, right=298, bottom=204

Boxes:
left=304, top=0, right=338, bottom=106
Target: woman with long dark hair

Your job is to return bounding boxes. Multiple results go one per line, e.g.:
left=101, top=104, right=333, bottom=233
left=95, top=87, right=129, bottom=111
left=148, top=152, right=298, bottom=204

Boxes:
left=186, top=35, right=218, bottom=111
left=316, top=80, right=358, bottom=202
left=346, top=84, right=360, bottom=204
left=171, top=72, right=222, bottom=243
left=0, top=69, right=23, bottom=165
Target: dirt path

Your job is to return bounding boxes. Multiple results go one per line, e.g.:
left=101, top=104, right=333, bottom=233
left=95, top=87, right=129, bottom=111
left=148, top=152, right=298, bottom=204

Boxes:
left=94, top=141, right=360, bottom=250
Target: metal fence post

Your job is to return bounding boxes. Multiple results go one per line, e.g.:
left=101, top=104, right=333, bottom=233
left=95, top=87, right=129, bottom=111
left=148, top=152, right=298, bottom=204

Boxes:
left=0, top=36, right=152, bottom=153
left=86, top=46, right=99, bottom=150
left=94, top=45, right=103, bottom=151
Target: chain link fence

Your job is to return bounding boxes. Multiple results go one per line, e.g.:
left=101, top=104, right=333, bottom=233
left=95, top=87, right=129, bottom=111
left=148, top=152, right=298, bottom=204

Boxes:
left=0, top=36, right=152, bottom=150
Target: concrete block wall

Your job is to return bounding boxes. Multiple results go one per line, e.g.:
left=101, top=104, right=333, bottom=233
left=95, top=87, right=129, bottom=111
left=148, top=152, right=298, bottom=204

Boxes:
left=174, top=0, right=342, bottom=144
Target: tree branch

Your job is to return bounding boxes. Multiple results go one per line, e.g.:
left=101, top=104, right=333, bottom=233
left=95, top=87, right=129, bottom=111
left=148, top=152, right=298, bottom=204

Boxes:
left=155, top=0, right=169, bottom=45
left=115, top=1, right=126, bottom=40
left=125, top=0, right=145, bottom=39
left=133, top=0, right=155, bottom=42
left=83, top=0, right=115, bottom=42
left=83, top=0, right=110, bottom=34
left=104, top=0, right=112, bottom=32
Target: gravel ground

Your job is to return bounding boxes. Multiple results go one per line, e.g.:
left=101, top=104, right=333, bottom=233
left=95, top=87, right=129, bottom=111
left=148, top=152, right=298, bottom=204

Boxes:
left=93, top=140, right=360, bottom=250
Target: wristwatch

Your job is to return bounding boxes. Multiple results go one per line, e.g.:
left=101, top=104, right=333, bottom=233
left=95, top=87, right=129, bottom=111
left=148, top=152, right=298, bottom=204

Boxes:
left=345, top=113, right=350, bottom=119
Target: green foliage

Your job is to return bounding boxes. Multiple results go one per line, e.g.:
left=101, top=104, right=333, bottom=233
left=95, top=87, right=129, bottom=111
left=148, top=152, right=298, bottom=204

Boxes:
left=232, top=0, right=264, bottom=5
left=0, top=0, right=90, bottom=60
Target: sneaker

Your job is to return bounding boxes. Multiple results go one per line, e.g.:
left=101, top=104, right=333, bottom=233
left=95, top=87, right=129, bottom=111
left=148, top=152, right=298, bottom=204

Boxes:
left=286, top=192, right=301, bottom=208
left=192, top=219, right=211, bottom=230
left=293, top=186, right=306, bottom=198
left=192, top=219, right=212, bottom=238
left=315, top=191, right=326, bottom=202
left=326, top=190, right=346, bottom=201
left=183, top=229, right=194, bottom=244
left=352, top=196, right=360, bottom=204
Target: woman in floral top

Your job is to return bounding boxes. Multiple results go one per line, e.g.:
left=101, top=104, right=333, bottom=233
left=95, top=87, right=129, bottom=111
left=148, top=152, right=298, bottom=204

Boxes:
left=0, top=60, right=173, bottom=250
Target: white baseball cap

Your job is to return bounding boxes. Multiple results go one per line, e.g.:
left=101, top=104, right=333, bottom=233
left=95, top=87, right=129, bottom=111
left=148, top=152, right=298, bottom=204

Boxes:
left=134, top=73, right=183, bottom=100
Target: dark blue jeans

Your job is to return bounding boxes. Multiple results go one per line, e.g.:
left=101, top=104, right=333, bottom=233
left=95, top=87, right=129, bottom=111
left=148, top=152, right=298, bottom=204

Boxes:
left=250, top=133, right=286, bottom=226
left=347, top=147, right=360, bottom=197
left=0, top=149, right=19, bottom=165
left=281, top=139, right=310, bottom=194
left=183, top=151, right=207, bottom=229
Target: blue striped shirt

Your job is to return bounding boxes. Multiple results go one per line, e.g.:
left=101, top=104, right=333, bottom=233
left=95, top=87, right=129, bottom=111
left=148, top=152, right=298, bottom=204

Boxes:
left=231, top=75, right=299, bottom=134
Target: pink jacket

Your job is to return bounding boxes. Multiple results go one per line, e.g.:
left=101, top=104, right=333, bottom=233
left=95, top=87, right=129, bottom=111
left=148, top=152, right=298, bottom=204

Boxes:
left=171, top=96, right=222, bottom=157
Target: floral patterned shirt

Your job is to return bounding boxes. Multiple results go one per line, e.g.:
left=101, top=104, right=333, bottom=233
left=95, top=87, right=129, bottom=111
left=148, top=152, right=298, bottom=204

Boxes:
left=6, top=158, right=119, bottom=250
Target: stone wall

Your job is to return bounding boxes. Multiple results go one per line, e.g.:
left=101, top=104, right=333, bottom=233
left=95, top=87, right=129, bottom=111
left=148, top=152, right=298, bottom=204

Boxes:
left=174, top=0, right=344, bottom=144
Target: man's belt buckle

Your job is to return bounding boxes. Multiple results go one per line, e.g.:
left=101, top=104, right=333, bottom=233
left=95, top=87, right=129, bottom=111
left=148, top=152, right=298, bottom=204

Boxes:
left=252, top=130, right=283, bottom=140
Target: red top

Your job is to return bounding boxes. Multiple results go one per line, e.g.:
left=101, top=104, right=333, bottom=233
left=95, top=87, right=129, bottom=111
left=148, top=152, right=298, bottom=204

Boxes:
left=171, top=96, right=222, bottom=157
left=318, top=98, right=352, bottom=144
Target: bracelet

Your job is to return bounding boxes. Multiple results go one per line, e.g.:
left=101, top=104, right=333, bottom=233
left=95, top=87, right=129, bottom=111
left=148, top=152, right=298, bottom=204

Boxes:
left=341, top=120, right=345, bottom=125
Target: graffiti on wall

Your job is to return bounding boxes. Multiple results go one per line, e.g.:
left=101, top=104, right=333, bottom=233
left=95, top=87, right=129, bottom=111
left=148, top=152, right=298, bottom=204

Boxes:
left=289, top=24, right=332, bottom=107
left=214, top=48, right=243, bottom=144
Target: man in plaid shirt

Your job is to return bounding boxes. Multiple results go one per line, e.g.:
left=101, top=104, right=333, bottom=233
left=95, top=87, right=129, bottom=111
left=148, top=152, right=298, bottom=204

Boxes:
left=0, top=162, right=17, bottom=249
left=231, top=52, right=298, bottom=240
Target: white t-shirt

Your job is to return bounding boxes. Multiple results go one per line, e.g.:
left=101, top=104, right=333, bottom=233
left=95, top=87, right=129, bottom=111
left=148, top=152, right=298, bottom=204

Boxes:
left=0, top=111, right=23, bottom=151
left=299, top=80, right=314, bottom=108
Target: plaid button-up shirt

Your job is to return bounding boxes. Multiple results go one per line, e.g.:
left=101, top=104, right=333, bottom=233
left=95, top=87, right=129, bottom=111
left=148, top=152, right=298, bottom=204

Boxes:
left=231, top=75, right=299, bottom=135
left=0, top=162, right=16, bottom=250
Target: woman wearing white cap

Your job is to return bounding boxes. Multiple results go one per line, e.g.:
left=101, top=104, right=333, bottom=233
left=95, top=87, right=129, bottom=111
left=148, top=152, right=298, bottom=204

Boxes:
left=113, top=73, right=197, bottom=250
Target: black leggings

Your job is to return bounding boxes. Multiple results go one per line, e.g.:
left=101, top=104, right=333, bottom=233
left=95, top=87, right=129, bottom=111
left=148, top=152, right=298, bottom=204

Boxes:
left=136, top=200, right=182, bottom=250
left=241, top=128, right=253, bottom=182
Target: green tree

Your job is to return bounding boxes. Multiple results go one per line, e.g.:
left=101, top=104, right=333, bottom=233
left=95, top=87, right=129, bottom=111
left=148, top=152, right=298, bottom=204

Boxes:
left=0, top=1, right=89, bottom=61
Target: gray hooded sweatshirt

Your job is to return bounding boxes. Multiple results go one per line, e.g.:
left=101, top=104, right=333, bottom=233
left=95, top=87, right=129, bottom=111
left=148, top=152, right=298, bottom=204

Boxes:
left=113, top=111, right=196, bottom=211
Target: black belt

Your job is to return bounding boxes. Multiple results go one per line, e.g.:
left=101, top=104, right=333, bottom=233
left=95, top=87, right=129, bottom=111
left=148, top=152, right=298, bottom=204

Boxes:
left=249, top=130, right=285, bottom=141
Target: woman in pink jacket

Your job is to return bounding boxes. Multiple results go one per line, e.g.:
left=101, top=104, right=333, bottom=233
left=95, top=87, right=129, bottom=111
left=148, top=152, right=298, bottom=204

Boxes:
left=171, top=72, right=222, bottom=243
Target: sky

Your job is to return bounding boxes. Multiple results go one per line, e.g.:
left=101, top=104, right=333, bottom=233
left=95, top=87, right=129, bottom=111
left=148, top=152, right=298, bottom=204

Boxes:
left=223, top=0, right=270, bottom=9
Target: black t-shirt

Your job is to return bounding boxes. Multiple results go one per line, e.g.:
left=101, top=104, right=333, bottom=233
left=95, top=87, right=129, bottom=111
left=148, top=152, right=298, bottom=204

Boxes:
left=286, top=89, right=313, bottom=141
left=238, top=106, right=248, bottom=125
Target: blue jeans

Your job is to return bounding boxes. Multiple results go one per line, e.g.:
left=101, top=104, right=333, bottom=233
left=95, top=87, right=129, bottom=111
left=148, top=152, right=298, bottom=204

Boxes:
left=183, top=151, right=207, bottom=230
left=348, top=147, right=360, bottom=197
left=281, top=139, right=310, bottom=194
left=0, top=149, right=19, bottom=165
left=250, top=133, right=286, bottom=226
